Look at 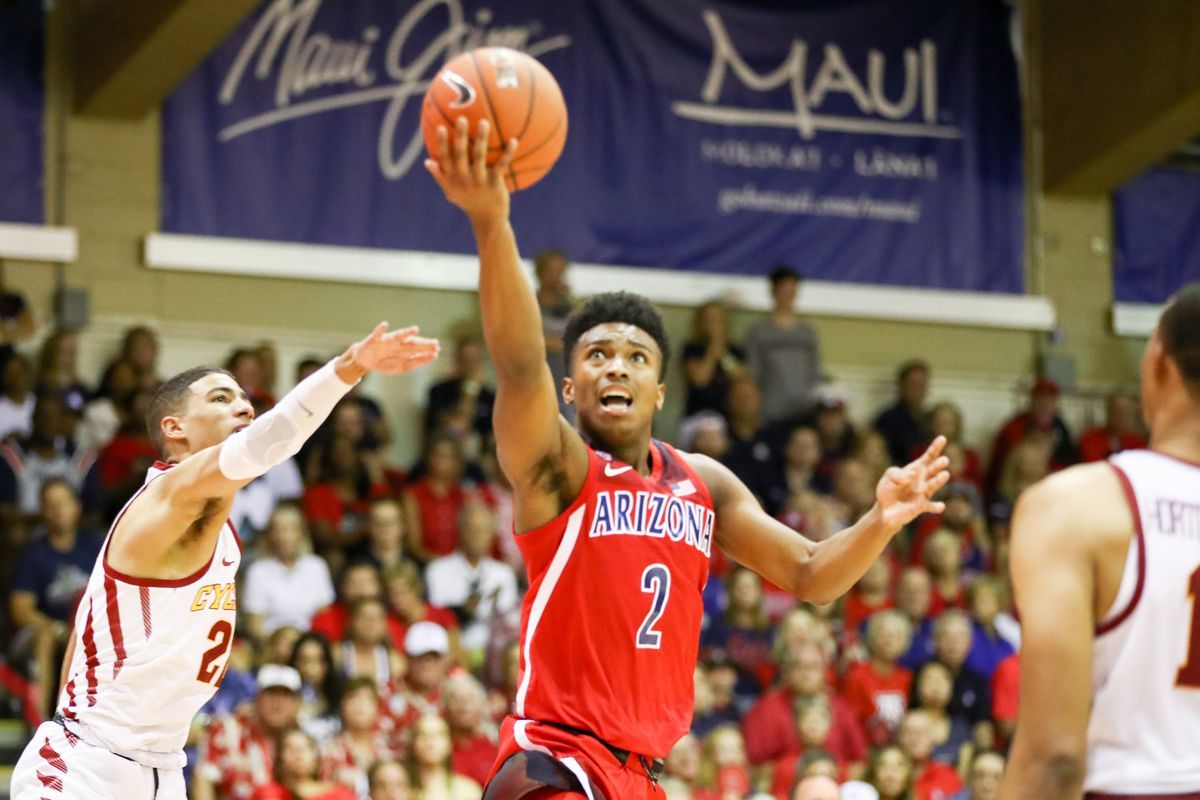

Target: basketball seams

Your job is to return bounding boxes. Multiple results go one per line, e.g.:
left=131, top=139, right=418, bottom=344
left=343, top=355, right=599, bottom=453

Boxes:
left=469, top=50, right=518, bottom=190
left=515, top=59, right=537, bottom=142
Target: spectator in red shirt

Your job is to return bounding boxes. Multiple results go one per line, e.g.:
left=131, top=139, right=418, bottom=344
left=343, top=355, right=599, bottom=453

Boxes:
left=842, top=610, right=913, bottom=745
left=897, top=709, right=964, bottom=800
left=403, top=434, right=470, bottom=563
left=742, top=642, right=868, bottom=771
left=990, top=653, right=1020, bottom=747
left=311, top=561, right=406, bottom=648
left=984, top=378, right=1076, bottom=502
left=382, top=560, right=459, bottom=651
left=864, top=745, right=916, bottom=800
left=705, top=724, right=754, bottom=800
left=193, top=665, right=303, bottom=800
left=1078, top=392, right=1146, bottom=462
left=923, top=529, right=967, bottom=617
left=442, top=673, right=498, bottom=785
left=771, top=697, right=844, bottom=796
left=252, top=727, right=355, bottom=800
left=843, top=554, right=894, bottom=637
left=303, top=432, right=391, bottom=572
left=95, top=388, right=157, bottom=518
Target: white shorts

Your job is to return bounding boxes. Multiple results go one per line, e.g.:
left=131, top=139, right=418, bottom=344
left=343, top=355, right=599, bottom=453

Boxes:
left=11, top=721, right=186, bottom=800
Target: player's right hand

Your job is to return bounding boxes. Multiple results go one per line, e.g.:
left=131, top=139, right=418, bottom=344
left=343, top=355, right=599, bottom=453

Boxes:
left=425, top=118, right=518, bottom=228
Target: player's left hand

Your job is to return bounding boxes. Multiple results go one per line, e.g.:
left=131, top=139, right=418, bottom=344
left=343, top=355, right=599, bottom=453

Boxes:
left=350, top=323, right=441, bottom=375
left=874, top=435, right=951, bottom=531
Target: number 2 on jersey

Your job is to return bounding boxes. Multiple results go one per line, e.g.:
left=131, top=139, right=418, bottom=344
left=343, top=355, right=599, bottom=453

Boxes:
left=637, top=564, right=671, bottom=649
left=197, top=620, right=233, bottom=685
left=1178, top=565, right=1200, bottom=689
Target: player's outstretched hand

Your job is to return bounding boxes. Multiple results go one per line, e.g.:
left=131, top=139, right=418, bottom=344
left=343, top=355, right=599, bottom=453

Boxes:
left=874, top=435, right=951, bottom=531
left=425, top=117, right=518, bottom=227
left=349, top=323, right=440, bottom=375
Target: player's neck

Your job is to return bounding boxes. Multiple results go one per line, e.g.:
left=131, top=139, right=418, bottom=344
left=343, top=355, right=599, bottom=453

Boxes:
left=581, top=428, right=654, bottom=475
left=1150, top=412, right=1200, bottom=463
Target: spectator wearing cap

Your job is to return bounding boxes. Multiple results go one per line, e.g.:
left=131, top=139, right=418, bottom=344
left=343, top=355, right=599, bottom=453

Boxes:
left=243, top=504, right=336, bottom=641
left=424, top=503, right=518, bottom=664
left=9, top=478, right=103, bottom=717
left=742, top=642, right=867, bottom=772
left=873, top=360, right=931, bottom=467
left=841, top=610, right=913, bottom=747
left=1077, top=391, right=1147, bottom=462
left=983, top=377, right=1077, bottom=502
left=744, top=266, right=823, bottom=426
left=683, top=300, right=748, bottom=418
left=193, top=665, right=303, bottom=800
left=442, top=673, right=498, bottom=786
left=387, top=622, right=453, bottom=734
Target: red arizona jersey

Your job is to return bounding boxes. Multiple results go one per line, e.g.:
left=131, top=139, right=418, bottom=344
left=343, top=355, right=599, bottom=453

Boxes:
left=513, top=441, right=714, bottom=758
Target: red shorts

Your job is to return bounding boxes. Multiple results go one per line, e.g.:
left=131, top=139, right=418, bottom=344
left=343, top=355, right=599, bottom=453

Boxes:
left=487, top=717, right=665, bottom=800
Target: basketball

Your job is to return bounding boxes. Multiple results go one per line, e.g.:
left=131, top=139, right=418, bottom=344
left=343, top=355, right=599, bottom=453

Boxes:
left=421, top=47, right=568, bottom=192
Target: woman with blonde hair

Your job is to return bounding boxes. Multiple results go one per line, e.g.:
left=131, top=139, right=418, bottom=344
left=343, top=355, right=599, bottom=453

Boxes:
left=406, top=714, right=482, bottom=800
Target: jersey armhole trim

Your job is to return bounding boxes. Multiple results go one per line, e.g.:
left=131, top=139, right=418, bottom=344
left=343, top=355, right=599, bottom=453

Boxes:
left=1095, top=463, right=1146, bottom=637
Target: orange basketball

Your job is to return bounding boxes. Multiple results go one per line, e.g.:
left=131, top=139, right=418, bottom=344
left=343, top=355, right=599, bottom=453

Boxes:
left=422, top=47, right=568, bottom=192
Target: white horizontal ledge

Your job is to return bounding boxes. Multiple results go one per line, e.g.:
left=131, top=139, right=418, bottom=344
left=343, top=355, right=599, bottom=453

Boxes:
left=144, top=232, right=1057, bottom=331
left=1113, top=302, right=1161, bottom=338
left=0, top=222, right=78, bottom=262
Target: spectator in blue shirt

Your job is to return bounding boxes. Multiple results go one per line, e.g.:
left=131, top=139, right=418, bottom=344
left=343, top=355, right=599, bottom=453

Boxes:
left=9, top=478, right=103, bottom=717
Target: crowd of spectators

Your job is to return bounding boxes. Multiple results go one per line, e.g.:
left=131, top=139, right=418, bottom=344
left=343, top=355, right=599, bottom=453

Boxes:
left=0, top=259, right=1148, bottom=800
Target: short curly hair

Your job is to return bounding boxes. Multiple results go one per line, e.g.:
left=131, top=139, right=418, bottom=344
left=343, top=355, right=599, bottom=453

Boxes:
left=562, top=292, right=671, bottom=378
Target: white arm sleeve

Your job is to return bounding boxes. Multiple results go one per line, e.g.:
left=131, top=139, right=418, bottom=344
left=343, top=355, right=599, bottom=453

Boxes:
left=217, top=359, right=357, bottom=481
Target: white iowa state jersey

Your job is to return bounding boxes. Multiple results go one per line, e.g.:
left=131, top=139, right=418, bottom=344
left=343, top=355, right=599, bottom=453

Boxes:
left=57, top=462, right=241, bottom=768
left=1085, top=449, right=1200, bottom=794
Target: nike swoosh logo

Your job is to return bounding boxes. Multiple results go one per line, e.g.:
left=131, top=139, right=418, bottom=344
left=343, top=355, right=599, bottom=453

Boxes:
left=222, top=558, right=236, bottom=567
left=604, top=464, right=633, bottom=477
left=441, top=70, right=477, bottom=109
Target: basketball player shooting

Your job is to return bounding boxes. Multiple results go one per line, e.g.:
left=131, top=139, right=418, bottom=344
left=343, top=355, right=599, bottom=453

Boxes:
left=1000, top=285, right=1200, bottom=799
left=426, top=119, right=951, bottom=800
left=10, top=323, right=438, bottom=800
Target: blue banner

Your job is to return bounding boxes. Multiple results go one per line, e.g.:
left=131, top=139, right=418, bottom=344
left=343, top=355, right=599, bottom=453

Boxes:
left=1113, top=167, right=1200, bottom=304
left=162, top=0, right=1023, bottom=293
left=0, top=0, right=43, bottom=224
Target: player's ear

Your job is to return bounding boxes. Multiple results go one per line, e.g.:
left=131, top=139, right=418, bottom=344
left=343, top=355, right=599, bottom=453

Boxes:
left=562, top=377, right=575, bottom=406
left=655, top=381, right=665, bottom=411
left=161, top=414, right=185, bottom=443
